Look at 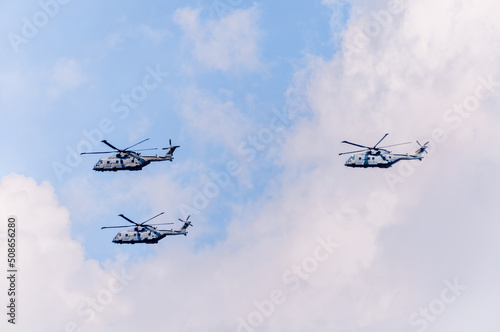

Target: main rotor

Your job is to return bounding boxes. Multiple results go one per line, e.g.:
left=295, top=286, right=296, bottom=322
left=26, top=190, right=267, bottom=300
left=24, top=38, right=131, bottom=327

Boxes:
left=101, top=212, right=173, bottom=232
left=81, top=138, right=158, bottom=157
left=339, top=133, right=411, bottom=156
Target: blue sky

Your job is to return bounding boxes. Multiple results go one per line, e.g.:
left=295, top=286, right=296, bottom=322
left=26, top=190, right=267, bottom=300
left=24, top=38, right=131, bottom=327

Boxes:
left=0, top=0, right=343, bottom=182
left=2, top=0, right=500, bottom=331
left=1, top=0, right=347, bottom=260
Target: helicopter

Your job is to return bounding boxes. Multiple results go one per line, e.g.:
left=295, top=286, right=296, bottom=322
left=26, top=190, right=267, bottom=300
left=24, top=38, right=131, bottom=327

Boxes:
left=81, top=138, right=179, bottom=171
left=339, top=133, right=429, bottom=168
left=101, top=212, right=193, bottom=244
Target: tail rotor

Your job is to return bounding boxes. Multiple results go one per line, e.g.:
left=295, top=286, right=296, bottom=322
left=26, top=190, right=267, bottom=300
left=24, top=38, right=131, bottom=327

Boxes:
left=179, top=215, right=193, bottom=227
left=415, top=140, right=429, bottom=156
left=162, top=139, right=180, bottom=159
left=178, top=215, right=193, bottom=235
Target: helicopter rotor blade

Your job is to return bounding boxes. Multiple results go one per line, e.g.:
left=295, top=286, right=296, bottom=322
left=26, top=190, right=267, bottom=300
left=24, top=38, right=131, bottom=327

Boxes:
left=340, top=141, right=371, bottom=149
left=423, top=141, right=429, bottom=153
left=417, top=140, right=429, bottom=146
left=162, top=138, right=180, bottom=151
left=146, top=222, right=174, bottom=226
left=101, top=140, right=121, bottom=151
left=118, top=214, right=139, bottom=225
left=140, top=212, right=165, bottom=225
left=178, top=215, right=193, bottom=228
left=373, top=133, right=389, bottom=149
left=339, top=148, right=369, bottom=156
left=415, top=140, right=430, bottom=154
left=82, top=139, right=157, bottom=156
left=378, top=141, right=412, bottom=149
left=80, top=151, right=116, bottom=155
left=124, top=138, right=150, bottom=151
left=131, top=148, right=158, bottom=152
left=162, top=146, right=180, bottom=151
left=422, top=141, right=429, bottom=153
left=101, top=225, right=130, bottom=229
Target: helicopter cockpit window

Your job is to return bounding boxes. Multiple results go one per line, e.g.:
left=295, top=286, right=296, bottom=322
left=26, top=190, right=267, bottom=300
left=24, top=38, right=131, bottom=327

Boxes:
left=348, top=156, right=355, bottom=162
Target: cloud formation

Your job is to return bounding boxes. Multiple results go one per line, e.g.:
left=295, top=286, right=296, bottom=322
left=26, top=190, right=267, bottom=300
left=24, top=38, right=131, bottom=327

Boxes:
left=173, top=6, right=262, bottom=72
left=0, top=174, right=132, bottom=331
left=46, top=58, right=86, bottom=99
left=3, top=1, right=500, bottom=331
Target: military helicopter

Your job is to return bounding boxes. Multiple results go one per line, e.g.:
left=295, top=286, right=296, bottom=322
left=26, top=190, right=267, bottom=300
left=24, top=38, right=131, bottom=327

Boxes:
left=81, top=138, right=179, bottom=171
left=101, top=212, right=193, bottom=244
left=339, top=133, right=429, bottom=168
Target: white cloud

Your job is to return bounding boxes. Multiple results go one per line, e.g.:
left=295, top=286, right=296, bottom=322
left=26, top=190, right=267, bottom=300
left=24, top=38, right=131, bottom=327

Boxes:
left=0, top=174, right=132, bottom=331
left=0, top=71, right=22, bottom=99
left=137, top=24, right=168, bottom=45
left=284, top=0, right=500, bottom=168
left=273, top=0, right=500, bottom=329
left=3, top=1, right=500, bottom=331
left=103, top=22, right=169, bottom=50
left=173, top=6, right=263, bottom=72
left=46, top=58, right=86, bottom=99
left=177, top=86, right=253, bottom=150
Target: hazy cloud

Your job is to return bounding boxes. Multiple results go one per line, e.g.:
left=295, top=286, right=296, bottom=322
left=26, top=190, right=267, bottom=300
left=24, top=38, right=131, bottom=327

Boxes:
left=46, top=58, right=86, bottom=99
left=173, top=6, right=263, bottom=72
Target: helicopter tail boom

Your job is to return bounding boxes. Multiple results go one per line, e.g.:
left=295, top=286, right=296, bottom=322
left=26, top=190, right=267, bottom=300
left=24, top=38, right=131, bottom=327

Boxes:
left=162, top=139, right=180, bottom=159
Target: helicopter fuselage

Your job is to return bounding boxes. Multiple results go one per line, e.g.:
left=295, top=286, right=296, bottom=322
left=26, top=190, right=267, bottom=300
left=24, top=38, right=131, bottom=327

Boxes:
left=112, top=226, right=187, bottom=244
left=93, top=153, right=173, bottom=172
left=344, top=151, right=422, bottom=168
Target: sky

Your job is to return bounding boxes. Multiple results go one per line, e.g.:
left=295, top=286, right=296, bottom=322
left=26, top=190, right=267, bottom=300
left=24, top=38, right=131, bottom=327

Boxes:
left=1, top=0, right=500, bottom=331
